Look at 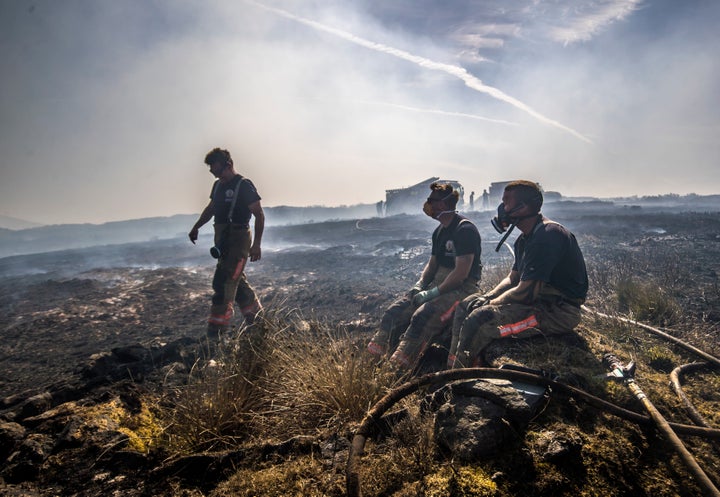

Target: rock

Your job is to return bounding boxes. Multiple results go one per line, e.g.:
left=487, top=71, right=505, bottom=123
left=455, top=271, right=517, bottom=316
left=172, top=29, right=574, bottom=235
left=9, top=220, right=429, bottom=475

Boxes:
left=104, top=449, right=149, bottom=470
left=429, top=379, right=546, bottom=462
left=534, top=429, right=584, bottom=464
left=111, top=344, right=149, bottom=363
left=2, top=433, right=53, bottom=483
left=18, top=392, right=53, bottom=420
left=0, top=421, right=26, bottom=461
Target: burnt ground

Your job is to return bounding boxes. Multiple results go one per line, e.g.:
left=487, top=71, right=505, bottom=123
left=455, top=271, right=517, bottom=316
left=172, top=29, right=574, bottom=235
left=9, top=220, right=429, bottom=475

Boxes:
left=1, top=208, right=720, bottom=495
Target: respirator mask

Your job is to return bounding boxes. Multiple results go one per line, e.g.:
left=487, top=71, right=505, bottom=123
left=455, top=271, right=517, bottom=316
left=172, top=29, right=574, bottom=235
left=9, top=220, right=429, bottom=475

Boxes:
left=491, top=202, right=526, bottom=252
left=423, top=192, right=456, bottom=220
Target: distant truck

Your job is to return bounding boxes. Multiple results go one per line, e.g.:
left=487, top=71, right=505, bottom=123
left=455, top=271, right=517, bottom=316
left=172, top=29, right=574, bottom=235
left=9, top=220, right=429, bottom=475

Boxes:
left=384, top=177, right=465, bottom=216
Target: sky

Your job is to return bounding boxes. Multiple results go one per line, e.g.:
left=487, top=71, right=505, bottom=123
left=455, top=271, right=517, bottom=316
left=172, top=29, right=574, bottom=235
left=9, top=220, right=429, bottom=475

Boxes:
left=1, top=0, right=719, bottom=225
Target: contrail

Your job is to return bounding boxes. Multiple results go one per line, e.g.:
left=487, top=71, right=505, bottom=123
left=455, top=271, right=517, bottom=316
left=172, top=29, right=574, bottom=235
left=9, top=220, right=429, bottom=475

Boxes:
left=246, top=0, right=593, bottom=144
left=322, top=98, right=519, bottom=126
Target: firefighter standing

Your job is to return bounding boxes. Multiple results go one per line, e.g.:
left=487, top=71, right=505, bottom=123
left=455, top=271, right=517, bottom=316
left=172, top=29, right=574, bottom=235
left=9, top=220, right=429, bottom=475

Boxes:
left=448, top=180, right=588, bottom=368
left=189, top=147, right=264, bottom=337
left=367, top=182, right=482, bottom=371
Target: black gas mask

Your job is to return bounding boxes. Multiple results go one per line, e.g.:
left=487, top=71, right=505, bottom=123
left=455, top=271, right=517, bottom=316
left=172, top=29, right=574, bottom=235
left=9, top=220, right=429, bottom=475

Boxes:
left=491, top=203, right=524, bottom=234
left=491, top=202, right=526, bottom=252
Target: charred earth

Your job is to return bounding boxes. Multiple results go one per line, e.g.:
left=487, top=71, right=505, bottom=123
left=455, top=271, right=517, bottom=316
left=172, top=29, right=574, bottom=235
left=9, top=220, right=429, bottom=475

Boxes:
left=1, top=206, right=720, bottom=496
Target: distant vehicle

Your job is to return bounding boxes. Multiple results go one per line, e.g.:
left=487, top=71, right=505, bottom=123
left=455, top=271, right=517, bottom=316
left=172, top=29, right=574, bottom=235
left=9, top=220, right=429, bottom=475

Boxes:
left=384, top=177, right=464, bottom=216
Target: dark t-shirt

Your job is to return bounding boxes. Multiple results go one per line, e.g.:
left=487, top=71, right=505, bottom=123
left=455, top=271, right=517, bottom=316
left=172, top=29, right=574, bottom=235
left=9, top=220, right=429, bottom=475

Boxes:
left=431, top=214, right=482, bottom=280
left=513, top=218, right=588, bottom=300
left=210, top=175, right=261, bottom=227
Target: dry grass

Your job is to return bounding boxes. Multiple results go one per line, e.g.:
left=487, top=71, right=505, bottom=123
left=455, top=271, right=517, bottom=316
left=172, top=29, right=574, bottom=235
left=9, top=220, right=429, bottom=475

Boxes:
left=259, top=313, right=400, bottom=438
left=158, top=308, right=401, bottom=454
left=147, top=244, right=720, bottom=496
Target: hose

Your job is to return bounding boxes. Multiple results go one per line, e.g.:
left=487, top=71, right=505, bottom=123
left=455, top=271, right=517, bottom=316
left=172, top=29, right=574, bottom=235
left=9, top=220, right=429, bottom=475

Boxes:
left=345, top=367, right=720, bottom=497
left=584, top=307, right=720, bottom=369
left=635, top=377, right=719, bottom=496
left=604, top=354, right=720, bottom=497
left=671, top=362, right=712, bottom=428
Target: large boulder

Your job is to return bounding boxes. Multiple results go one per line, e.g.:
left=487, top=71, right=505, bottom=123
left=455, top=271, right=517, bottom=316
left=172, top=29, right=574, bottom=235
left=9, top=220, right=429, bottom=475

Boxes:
left=428, top=378, right=547, bottom=462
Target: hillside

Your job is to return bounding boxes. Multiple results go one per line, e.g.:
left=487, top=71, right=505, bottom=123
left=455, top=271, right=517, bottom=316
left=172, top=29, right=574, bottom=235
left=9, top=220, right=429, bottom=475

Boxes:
left=1, top=209, right=719, bottom=496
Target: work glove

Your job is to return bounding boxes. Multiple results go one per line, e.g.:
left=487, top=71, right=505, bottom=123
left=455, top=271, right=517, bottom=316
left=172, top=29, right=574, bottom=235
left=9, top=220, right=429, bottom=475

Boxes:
left=413, top=286, right=440, bottom=306
left=467, top=295, right=491, bottom=312
left=407, top=280, right=427, bottom=298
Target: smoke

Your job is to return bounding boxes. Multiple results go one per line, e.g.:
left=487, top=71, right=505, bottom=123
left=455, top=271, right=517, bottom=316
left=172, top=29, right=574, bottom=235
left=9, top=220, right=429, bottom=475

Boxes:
left=245, top=0, right=593, bottom=145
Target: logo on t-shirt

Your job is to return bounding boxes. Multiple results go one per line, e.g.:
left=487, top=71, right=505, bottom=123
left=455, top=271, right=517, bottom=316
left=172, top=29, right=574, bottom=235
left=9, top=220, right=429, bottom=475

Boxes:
left=225, top=189, right=235, bottom=201
left=445, top=240, right=455, bottom=254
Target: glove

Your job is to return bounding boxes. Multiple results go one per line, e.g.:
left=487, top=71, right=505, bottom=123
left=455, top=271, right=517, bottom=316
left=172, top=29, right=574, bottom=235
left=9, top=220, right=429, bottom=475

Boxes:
left=407, top=280, right=426, bottom=298
left=413, top=286, right=440, bottom=306
left=470, top=295, right=491, bottom=310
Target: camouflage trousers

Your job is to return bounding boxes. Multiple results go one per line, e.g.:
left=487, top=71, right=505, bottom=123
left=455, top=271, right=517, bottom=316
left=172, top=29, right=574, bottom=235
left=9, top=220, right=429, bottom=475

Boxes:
left=207, top=223, right=262, bottom=335
left=368, top=267, right=478, bottom=370
left=448, top=294, right=582, bottom=368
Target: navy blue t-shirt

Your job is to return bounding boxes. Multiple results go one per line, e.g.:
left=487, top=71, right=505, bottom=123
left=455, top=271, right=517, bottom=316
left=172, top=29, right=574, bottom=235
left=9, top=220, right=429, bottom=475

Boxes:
left=210, top=175, right=261, bottom=226
left=513, top=218, right=588, bottom=300
left=431, top=214, right=482, bottom=280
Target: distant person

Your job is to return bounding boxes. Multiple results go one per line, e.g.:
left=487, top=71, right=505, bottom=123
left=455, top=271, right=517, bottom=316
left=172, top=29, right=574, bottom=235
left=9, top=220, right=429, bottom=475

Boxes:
left=447, top=180, right=588, bottom=368
left=367, top=182, right=482, bottom=371
left=469, top=191, right=475, bottom=210
left=482, top=189, right=489, bottom=210
left=188, top=147, right=265, bottom=337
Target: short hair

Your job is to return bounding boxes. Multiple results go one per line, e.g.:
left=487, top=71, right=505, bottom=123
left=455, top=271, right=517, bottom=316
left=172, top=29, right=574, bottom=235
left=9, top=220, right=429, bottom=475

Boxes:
left=430, top=182, right=459, bottom=209
left=505, top=180, right=543, bottom=213
left=204, top=147, right=232, bottom=167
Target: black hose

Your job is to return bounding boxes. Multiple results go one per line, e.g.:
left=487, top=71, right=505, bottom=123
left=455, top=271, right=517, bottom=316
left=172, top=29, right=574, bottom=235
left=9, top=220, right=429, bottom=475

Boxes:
left=671, top=362, right=712, bottom=428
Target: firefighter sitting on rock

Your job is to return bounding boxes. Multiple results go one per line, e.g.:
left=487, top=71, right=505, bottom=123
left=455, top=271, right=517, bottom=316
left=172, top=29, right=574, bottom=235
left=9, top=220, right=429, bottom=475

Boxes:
left=368, top=182, right=482, bottom=371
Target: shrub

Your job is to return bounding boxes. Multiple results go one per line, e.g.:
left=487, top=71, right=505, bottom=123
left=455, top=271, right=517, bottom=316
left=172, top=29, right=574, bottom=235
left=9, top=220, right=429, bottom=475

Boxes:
left=158, top=308, right=398, bottom=452
left=615, top=278, right=680, bottom=326
left=260, top=313, right=399, bottom=437
left=159, top=330, right=271, bottom=453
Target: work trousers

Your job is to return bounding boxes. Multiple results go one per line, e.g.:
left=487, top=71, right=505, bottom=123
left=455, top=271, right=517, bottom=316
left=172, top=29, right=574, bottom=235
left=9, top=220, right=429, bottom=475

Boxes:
left=448, top=294, right=582, bottom=368
left=208, top=223, right=262, bottom=334
left=368, top=267, right=478, bottom=370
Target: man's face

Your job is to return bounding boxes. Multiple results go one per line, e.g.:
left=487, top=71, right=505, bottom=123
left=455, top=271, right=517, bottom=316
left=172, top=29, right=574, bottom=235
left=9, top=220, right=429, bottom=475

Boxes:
left=501, top=189, right=524, bottom=215
left=424, top=192, right=447, bottom=218
left=208, top=161, right=226, bottom=178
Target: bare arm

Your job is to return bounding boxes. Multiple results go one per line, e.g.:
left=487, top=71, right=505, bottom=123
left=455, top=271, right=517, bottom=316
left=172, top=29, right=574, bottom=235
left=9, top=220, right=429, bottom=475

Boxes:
left=188, top=200, right=214, bottom=244
left=489, top=277, right=542, bottom=305
left=481, top=270, right=519, bottom=300
left=437, top=254, right=474, bottom=293
left=249, top=200, right=264, bottom=261
left=419, top=256, right=439, bottom=287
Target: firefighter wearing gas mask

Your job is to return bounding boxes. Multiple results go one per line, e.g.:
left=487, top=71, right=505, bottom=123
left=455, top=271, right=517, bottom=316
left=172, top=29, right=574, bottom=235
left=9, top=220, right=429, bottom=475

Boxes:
left=188, top=147, right=265, bottom=338
left=367, top=182, right=482, bottom=372
left=448, top=180, right=588, bottom=369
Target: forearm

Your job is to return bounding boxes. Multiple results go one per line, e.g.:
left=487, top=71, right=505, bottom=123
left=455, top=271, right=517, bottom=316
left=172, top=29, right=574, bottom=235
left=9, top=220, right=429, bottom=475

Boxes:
left=437, top=255, right=473, bottom=294
left=491, top=280, right=540, bottom=305
left=193, top=206, right=213, bottom=230
left=437, top=269, right=466, bottom=293
left=252, top=212, right=264, bottom=246
left=483, top=276, right=515, bottom=299
left=418, top=259, right=438, bottom=287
